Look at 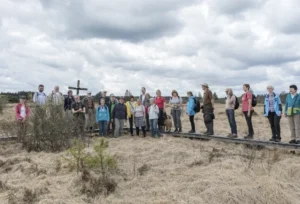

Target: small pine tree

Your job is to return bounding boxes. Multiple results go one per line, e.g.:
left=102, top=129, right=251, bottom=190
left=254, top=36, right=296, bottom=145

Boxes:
left=64, top=139, right=88, bottom=174
left=213, top=92, right=219, bottom=100
left=85, top=138, right=117, bottom=179
left=198, top=92, right=203, bottom=100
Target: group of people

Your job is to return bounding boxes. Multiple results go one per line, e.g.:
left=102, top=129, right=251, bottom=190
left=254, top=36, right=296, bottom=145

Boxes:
left=14, top=83, right=300, bottom=144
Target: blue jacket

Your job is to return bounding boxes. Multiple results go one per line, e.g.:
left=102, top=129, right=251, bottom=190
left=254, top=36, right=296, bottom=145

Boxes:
left=264, top=93, right=282, bottom=116
left=284, top=93, right=300, bottom=116
left=96, top=105, right=110, bottom=122
left=186, top=96, right=195, bottom=116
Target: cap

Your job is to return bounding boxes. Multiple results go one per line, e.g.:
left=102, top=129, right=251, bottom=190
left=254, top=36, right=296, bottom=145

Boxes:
left=202, top=83, right=209, bottom=88
left=87, top=91, right=92, bottom=94
left=19, top=95, right=26, bottom=100
left=110, top=94, right=115, bottom=97
left=103, top=90, right=107, bottom=93
left=119, top=96, right=124, bottom=100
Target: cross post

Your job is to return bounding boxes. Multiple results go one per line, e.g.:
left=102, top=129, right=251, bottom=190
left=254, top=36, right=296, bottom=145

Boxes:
left=68, top=80, right=88, bottom=95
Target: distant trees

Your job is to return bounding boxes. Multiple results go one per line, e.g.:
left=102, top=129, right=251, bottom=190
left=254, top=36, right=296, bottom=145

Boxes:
left=213, top=92, right=219, bottom=100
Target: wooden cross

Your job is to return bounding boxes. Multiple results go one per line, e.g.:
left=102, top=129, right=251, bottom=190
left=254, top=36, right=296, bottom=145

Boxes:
left=68, top=80, right=88, bottom=95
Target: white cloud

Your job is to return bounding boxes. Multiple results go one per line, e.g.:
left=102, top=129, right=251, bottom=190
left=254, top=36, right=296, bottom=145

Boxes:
left=1, top=0, right=300, bottom=98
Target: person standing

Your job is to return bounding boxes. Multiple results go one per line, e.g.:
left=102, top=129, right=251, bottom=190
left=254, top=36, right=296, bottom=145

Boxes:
left=202, top=83, right=215, bottom=135
left=82, top=91, right=95, bottom=133
left=33, top=84, right=47, bottom=106
left=264, top=85, right=282, bottom=142
left=225, top=88, right=238, bottom=138
left=48, top=85, right=64, bottom=118
left=64, top=90, right=75, bottom=121
left=112, top=96, right=127, bottom=137
left=134, top=99, right=146, bottom=137
left=108, top=94, right=118, bottom=135
left=99, top=90, right=110, bottom=107
left=149, top=98, right=161, bottom=138
left=155, top=90, right=166, bottom=131
left=126, top=96, right=136, bottom=136
left=144, top=93, right=151, bottom=131
left=48, top=85, right=64, bottom=106
left=284, top=85, right=300, bottom=144
left=96, top=98, right=110, bottom=137
left=186, top=91, right=196, bottom=133
left=15, top=96, right=31, bottom=141
left=140, top=87, right=146, bottom=105
left=242, top=84, right=254, bottom=139
left=72, top=95, right=85, bottom=139
left=169, top=90, right=182, bottom=133
left=32, top=84, right=47, bottom=138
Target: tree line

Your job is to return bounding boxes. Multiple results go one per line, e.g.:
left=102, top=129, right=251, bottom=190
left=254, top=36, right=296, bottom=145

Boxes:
left=0, top=90, right=289, bottom=104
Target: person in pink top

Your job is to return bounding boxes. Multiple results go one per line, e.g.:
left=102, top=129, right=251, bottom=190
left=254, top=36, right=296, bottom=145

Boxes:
left=242, top=84, right=254, bottom=139
left=155, top=89, right=166, bottom=131
left=15, top=96, right=31, bottom=141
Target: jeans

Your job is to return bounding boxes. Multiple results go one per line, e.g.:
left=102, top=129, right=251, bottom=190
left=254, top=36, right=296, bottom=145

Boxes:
left=243, top=111, right=254, bottom=136
left=129, top=116, right=134, bottom=135
left=114, top=118, right=125, bottom=137
left=150, top=119, right=161, bottom=137
left=189, top=115, right=195, bottom=131
left=171, top=109, right=182, bottom=129
left=267, top=112, right=281, bottom=140
left=98, top=121, right=108, bottom=136
left=136, top=126, right=146, bottom=136
left=226, top=109, right=237, bottom=134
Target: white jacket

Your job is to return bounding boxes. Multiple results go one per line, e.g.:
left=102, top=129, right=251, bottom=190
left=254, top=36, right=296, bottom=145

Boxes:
left=149, top=104, right=159, bottom=120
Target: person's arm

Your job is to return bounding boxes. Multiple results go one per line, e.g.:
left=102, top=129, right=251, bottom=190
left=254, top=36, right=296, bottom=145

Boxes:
left=25, top=106, right=31, bottom=119
left=125, top=106, right=128, bottom=120
left=82, top=104, right=86, bottom=113
left=64, top=98, right=67, bottom=111
left=284, top=95, right=288, bottom=116
left=33, top=93, right=37, bottom=103
left=107, top=107, right=110, bottom=122
left=278, top=96, right=282, bottom=115
left=112, top=105, right=116, bottom=120
left=155, top=106, right=159, bottom=114
left=247, top=92, right=252, bottom=116
left=209, top=91, right=214, bottom=109
left=15, top=105, right=22, bottom=120
left=71, top=104, right=78, bottom=113
left=163, top=98, right=166, bottom=112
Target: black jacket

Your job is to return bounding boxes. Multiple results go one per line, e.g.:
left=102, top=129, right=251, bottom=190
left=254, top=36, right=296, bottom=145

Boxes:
left=64, top=96, right=75, bottom=111
left=112, top=103, right=127, bottom=120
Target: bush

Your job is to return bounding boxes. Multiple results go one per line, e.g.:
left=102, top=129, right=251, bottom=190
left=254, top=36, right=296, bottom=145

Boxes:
left=24, top=104, right=77, bottom=151
left=0, top=96, right=7, bottom=115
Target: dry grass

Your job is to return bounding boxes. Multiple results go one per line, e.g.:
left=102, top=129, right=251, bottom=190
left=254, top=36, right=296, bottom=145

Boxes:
left=0, top=104, right=299, bottom=204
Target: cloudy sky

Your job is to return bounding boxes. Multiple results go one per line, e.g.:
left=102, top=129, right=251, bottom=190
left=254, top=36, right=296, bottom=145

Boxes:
left=1, top=0, right=300, bottom=97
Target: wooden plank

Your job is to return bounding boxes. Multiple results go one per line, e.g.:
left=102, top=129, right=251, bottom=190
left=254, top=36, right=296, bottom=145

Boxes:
left=163, top=132, right=300, bottom=149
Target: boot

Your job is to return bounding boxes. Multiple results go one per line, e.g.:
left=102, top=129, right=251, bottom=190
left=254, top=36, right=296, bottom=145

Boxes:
left=178, top=128, right=182, bottom=133
left=174, top=128, right=178, bottom=133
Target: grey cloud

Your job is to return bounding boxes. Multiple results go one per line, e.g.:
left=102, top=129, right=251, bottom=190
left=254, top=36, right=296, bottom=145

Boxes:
left=209, top=0, right=264, bottom=15
left=39, top=0, right=199, bottom=42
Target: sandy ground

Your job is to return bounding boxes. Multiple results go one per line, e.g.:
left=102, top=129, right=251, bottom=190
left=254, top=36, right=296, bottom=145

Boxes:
left=0, top=104, right=300, bottom=204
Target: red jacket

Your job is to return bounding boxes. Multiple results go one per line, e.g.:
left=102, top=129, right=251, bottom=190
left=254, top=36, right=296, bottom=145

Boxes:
left=15, top=103, right=30, bottom=120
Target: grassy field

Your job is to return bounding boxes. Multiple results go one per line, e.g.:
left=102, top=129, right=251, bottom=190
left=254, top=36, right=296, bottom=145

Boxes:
left=0, top=104, right=300, bottom=204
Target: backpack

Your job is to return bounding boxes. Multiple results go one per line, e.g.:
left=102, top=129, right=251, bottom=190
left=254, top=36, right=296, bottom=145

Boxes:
left=98, top=105, right=108, bottom=112
left=246, top=92, right=257, bottom=107
left=234, top=95, right=239, bottom=110
left=193, top=98, right=201, bottom=113
left=252, top=94, right=257, bottom=107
